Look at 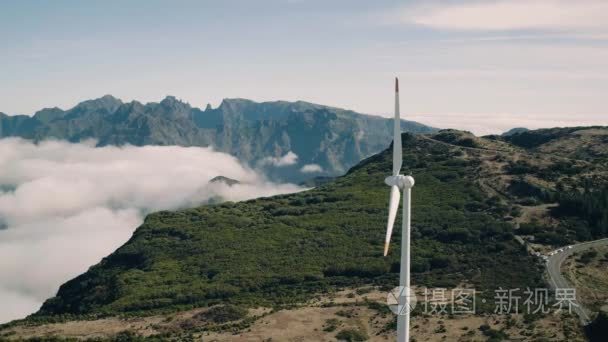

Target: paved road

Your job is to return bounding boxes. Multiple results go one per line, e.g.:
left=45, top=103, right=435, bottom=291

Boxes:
left=546, top=238, right=608, bottom=325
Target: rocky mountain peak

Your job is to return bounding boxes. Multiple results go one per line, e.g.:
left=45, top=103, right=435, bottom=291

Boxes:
left=74, top=95, right=123, bottom=113
left=160, top=95, right=188, bottom=107
left=209, top=176, right=240, bottom=186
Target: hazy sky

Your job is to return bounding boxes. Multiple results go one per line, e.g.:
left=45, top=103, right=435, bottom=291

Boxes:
left=1, top=0, right=607, bottom=134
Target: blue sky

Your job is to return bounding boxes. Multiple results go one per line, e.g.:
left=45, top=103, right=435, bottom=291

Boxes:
left=1, top=0, right=607, bottom=134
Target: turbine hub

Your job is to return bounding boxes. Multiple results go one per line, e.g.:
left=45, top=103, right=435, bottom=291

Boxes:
left=384, top=175, right=415, bottom=189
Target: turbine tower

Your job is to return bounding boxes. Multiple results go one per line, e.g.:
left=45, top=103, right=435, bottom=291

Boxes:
left=384, top=77, right=415, bottom=342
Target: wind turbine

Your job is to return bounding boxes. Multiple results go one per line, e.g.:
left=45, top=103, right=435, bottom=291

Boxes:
left=384, top=77, right=415, bottom=342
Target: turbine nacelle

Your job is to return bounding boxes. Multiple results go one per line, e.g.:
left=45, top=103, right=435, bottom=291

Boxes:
left=384, top=175, right=415, bottom=189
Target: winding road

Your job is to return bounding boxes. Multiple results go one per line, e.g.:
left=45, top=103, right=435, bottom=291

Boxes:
left=545, top=238, right=608, bottom=325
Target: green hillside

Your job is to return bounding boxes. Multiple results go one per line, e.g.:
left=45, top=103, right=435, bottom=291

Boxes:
left=35, top=133, right=541, bottom=318
left=500, top=126, right=608, bottom=165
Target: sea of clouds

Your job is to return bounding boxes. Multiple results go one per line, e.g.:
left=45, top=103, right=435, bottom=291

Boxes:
left=0, top=138, right=302, bottom=323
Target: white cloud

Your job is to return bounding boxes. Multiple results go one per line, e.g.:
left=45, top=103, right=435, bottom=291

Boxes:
left=260, top=151, right=299, bottom=167
left=300, top=164, right=323, bottom=173
left=408, top=112, right=606, bottom=136
left=0, top=138, right=302, bottom=323
left=355, top=130, right=365, bottom=141
left=404, top=0, right=608, bottom=31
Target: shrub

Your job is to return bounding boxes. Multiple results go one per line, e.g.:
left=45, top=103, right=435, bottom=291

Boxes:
left=518, top=223, right=541, bottom=235
left=579, top=250, right=598, bottom=264
left=196, top=305, right=247, bottom=324
left=336, top=328, right=369, bottom=341
left=324, top=318, right=339, bottom=332
left=483, top=328, right=508, bottom=341
left=430, top=256, right=451, bottom=269
left=411, top=259, right=431, bottom=273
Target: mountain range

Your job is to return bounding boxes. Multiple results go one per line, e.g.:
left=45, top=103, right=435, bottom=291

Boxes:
left=0, top=96, right=435, bottom=182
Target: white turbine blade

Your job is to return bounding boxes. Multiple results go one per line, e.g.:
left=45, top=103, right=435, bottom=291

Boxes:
left=393, top=77, right=402, bottom=176
left=384, top=185, right=401, bottom=256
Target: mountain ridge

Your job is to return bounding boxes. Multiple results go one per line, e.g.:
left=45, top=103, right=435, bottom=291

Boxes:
left=0, top=96, right=436, bottom=182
